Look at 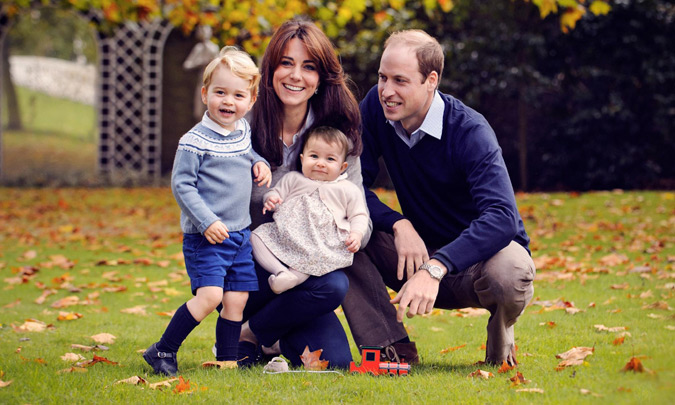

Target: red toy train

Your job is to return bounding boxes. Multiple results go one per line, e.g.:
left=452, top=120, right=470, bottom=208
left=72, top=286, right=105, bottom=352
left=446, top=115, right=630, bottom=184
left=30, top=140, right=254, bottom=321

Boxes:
left=349, top=346, right=411, bottom=376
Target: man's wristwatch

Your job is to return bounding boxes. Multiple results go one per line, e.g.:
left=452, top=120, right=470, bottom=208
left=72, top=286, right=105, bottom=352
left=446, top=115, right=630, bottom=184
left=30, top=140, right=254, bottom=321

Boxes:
left=419, top=262, right=445, bottom=281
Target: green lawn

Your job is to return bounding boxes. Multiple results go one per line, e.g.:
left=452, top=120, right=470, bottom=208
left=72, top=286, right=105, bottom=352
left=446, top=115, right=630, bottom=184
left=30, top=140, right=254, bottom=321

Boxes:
left=1, top=86, right=97, bottom=186
left=0, top=189, right=673, bottom=403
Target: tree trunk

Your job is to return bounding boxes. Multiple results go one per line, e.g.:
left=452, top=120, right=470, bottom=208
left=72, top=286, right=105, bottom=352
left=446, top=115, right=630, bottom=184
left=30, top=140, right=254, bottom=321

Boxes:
left=2, top=40, right=22, bottom=130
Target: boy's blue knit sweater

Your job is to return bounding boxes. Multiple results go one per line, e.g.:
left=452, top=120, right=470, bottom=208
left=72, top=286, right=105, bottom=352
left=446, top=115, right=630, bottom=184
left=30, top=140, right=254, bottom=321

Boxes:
left=171, top=116, right=268, bottom=234
left=360, top=86, right=530, bottom=273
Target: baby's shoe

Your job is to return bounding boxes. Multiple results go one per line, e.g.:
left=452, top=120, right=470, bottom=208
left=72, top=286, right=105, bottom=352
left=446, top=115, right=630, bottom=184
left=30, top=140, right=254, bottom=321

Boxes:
left=143, top=342, right=178, bottom=376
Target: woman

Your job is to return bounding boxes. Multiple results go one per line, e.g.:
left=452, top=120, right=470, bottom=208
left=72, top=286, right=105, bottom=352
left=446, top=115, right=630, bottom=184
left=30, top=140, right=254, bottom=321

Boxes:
left=236, top=18, right=371, bottom=369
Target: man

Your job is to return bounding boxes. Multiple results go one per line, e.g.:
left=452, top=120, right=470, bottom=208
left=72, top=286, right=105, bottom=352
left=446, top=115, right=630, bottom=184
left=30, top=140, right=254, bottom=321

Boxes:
left=342, top=30, right=535, bottom=366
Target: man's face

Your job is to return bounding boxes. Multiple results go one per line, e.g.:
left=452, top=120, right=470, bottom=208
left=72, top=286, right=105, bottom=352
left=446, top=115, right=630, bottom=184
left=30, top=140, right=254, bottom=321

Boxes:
left=377, top=43, right=437, bottom=134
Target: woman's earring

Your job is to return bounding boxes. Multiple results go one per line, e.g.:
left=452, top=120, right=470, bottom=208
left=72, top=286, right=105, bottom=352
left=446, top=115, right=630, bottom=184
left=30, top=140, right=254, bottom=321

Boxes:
left=314, top=88, right=319, bottom=95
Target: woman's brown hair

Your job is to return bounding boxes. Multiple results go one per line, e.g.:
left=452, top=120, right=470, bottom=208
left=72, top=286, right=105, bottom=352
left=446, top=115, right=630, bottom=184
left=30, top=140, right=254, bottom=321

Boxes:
left=250, top=18, right=362, bottom=168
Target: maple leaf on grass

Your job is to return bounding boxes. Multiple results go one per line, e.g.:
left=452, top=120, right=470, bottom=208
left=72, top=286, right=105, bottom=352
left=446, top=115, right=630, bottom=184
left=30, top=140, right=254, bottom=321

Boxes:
left=498, top=360, right=515, bottom=373
left=91, top=333, right=116, bottom=344
left=621, top=356, right=653, bottom=374
left=51, top=296, right=80, bottom=309
left=509, top=371, right=531, bottom=386
left=300, top=346, right=329, bottom=371
left=467, top=369, right=494, bottom=379
left=173, top=376, right=195, bottom=394
left=57, top=311, right=83, bottom=321
left=114, top=376, right=147, bottom=385
left=12, top=319, right=50, bottom=332
left=60, top=353, right=86, bottom=362
left=149, top=377, right=178, bottom=390
left=555, top=346, right=594, bottom=370
left=202, top=361, right=237, bottom=369
left=71, top=343, right=109, bottom=352
left=440, top=344, right=466, bottom=354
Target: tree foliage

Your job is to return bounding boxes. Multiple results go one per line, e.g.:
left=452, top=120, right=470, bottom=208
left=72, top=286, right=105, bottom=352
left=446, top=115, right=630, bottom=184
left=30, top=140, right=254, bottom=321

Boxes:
left=1, top=0, right=612, bottom=56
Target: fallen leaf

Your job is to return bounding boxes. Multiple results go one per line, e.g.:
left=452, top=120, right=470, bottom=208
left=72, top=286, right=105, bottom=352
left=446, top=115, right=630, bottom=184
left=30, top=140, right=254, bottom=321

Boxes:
left=509, top=371, right=530, bottom=386
left=149, top=377, right=178, bottom=390
left=0, top=379, right=13, bottom=388
left=498, top=360, right=515, bottom=373
left=580, top=388, right=603, bottom=397
left=61, top=353, right=86, bottom=362
left=610, top=283, right=630, bottom=290
left=468, top=369, right=494, bottom=379
left=3, top=299, right=21, bottom=308
left=613, top=336, right=625, bottom=345
left=516, top=388, right=544, bottom=393
left=91, top=333, right=116, bottom=344
left=13, top=319, right=48, bottom=332
left=300, top=346, right=329, bottom=371
left=202, top=361, right=237, bottom=369
left=34, top=289, right=57, bottom=305
left=594, top=324, right=627, bottom=332
left=57, top=312, right=83, bottom=321
left=458, top=308, right=489, bottom=317
left=173, top=376, right=195, bottom=394
left=621, top=356, right=651, bottom=373
left=556, top=346, right=594, bottom=361
left=51, top=296, right=80, bottom=309
left=440, top=344, right=466, bottom=354
left=120, top=306, right=148, bottom=316
left=71, top=344, right=109, bottom=352
left=156, top=310, right=176, bottom=317
left=114, top=376, right=147, bottom=385
left=57, top=367, right=88, bottom=374
left=76, top=354, right=118, bottom=367
left=642, top=301, right=673, bottom=310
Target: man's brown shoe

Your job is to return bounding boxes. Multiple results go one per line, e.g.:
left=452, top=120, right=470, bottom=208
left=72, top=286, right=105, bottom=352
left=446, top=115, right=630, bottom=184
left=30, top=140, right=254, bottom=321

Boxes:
left=381, top=341, right=419, bottom=364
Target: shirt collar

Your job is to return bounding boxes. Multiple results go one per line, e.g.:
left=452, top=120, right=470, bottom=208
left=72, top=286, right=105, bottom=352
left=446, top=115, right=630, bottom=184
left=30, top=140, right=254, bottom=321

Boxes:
left=386, top=91, right=444, bottom=147
left=201, top=112, right=245, bottom=136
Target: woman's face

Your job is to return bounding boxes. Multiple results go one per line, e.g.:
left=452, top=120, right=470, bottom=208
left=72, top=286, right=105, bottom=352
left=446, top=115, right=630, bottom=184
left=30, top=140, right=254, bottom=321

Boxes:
left=272, top=38, right=320, bottom=110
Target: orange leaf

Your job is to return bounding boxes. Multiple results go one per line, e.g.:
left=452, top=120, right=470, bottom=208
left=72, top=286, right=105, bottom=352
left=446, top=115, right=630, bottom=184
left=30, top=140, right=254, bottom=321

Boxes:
left=613, top=336, right=625, bottom=345
left=621, top=357, right=649, bottom=373
left=467, top=369, right=494, bottom=379
left=51, top=296, right=80, bottom=308
left=498, top=360, right=515, bottom=373
left=440, top=344, right=466, bottom=354
left=509, top=371, right=530, bottom=386
left=300, top=346, right=329, bottom=371
left=173, top=376, right=194, bottom=394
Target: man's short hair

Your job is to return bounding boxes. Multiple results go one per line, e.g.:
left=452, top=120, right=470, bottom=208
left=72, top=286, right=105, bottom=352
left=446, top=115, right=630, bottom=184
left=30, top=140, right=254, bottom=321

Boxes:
left=384, top=30, right=444, bottom=85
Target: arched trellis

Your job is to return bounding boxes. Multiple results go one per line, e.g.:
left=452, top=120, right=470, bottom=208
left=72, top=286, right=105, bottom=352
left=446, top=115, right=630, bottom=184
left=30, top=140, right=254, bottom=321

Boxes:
left=0, top=8, right=175, bottom=182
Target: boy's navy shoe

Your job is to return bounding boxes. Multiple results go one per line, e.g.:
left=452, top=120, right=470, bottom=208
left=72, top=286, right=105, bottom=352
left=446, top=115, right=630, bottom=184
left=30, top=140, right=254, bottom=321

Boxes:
left=143, top=343, right=178, bottom=376
left=236, top=341, right=263, bottom=368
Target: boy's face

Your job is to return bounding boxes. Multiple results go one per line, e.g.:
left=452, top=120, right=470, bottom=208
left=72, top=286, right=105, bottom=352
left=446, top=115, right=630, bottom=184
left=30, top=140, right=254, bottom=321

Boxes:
left=201, top=65, right=255, bottom=131
left=300, top=137, right=348, bottom=182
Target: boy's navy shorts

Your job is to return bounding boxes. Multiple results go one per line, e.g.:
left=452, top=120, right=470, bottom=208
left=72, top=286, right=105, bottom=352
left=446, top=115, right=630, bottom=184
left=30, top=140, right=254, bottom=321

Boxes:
left=183, top=228, right=258, bottom=294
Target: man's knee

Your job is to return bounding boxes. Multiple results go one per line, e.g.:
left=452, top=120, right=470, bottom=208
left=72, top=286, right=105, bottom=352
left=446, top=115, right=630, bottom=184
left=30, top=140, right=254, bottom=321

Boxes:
left=480, top=242, right=535, bottom=312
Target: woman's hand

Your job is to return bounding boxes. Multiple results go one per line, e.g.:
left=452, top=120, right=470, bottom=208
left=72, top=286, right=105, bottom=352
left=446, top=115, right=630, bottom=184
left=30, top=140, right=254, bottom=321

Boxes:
left=253, top=162, right=272, bottom=188
left=262, top=196, right=283, bottom=214
left=345, top=231, right=363, bottom=253
left=204, top=220, right=229, bottom=244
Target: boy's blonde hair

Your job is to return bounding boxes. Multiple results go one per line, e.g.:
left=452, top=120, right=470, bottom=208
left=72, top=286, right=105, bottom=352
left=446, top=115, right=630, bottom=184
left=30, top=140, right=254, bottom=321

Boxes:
left=305, top=126, right=352, bottom=160
left=203, top=46, right=261, bottom=96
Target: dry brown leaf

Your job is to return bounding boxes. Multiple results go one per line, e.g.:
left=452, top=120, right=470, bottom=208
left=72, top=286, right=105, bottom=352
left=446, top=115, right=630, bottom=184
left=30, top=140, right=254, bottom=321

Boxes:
left=51, top=296, right=80, bottom=309
left=440, top=344, right=466, bottom=354
left=173, top=376, right=195, bottom=394
left=149, top=377, right=178, bottom=390
left=642, top=301, right=673, bottom=310
left=509, top=371, right=531, bottom=386
left=458, top=307, right=490, bottom=317
left=556, top=346, right=594, bottom=361
left=157, top=310, right=176, bottom=317
left=613, top=336, right=625, bottom=345
left=120, top=305, right=148, bottom=316
left=467, top=369, right=494, bottom=379
left=91, top=333, right=116, bottom=344
left=114, top=376, right=147, bottom=385
left=57, top=312, right=83, bottom=321
left=517, top=388, right=544, bottom=393
left=71, top=344, right=109, bottom=352
left=57, top=367, right=88, bottom=374
left=60, top=353, right=86, bottom=362
left=580, top=388, right=603, bottom=397
left=3, top=299, right=21, bottom=309
left=13, top=319, right=48, bottom=332
left=34, top=289, right=57, bottom=305
left=76, top=354, right=119, bottom=367
left=202, top=361, right=238, bottom=369
left=300, top=346, right=329, bottom=371
left=594, top=324, right=627, bottom=332
left=621, top=356, right=652, bottom=373
left=0, top=379, right=13, bottom=388
left=610, top=283, right=630, bottom=290
left=498, top=360, right=515, bottom=373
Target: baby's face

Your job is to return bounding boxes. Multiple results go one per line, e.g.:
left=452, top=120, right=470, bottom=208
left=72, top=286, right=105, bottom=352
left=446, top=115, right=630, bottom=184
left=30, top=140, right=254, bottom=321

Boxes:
left=300, top=137, right=348, bottom=182
left=201, top=65, right=255, bottom=131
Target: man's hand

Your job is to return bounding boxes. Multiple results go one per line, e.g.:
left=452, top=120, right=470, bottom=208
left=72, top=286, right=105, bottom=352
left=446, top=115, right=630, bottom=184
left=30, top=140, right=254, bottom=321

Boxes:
left=392, top=219, right=429, bottom=281
left=390, top=259, right=446, bottom=322
left=204, top=220, right=229, bottom=244
left=253, top=162, right=272, bottom=188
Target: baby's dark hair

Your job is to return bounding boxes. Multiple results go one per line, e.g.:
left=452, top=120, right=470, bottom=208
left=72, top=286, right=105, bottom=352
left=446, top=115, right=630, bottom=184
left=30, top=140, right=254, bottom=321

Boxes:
left=304, top=126, right=352, bottom=160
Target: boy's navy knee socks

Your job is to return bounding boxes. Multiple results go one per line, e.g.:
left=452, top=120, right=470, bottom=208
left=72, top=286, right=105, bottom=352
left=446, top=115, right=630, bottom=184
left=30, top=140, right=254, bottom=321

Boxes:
left=157, top=303, right=200, bottom=353
left=215, top=317, right=243, bottom=361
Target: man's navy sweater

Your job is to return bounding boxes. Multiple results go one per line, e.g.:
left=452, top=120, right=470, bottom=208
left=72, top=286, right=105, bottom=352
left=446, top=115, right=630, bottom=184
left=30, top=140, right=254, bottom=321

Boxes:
left=360, top=86, right=530, bottom=273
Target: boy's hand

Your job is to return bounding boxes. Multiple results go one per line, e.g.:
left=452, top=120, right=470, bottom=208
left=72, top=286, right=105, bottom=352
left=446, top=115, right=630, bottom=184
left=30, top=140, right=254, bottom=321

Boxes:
left=345, top=231, right=362, bottom=253
left=253, top=162, right=272, bottom=188
left=262, top=196, right=283, bottom=214
left=204, top=221, right=229, bottom=244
